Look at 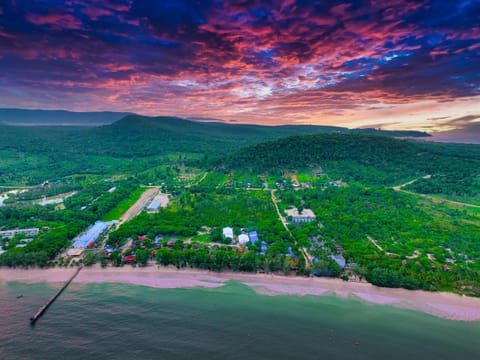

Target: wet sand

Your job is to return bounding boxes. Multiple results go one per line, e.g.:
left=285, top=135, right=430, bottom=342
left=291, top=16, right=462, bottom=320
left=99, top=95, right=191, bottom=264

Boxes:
left=1, top=265, right=480, bottom=321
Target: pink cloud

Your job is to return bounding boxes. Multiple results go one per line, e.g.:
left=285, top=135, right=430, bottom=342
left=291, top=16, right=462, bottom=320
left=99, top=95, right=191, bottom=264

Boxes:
left=26, top=13, right=83, bottom=30
left=82, top=6, right=113, bottom=21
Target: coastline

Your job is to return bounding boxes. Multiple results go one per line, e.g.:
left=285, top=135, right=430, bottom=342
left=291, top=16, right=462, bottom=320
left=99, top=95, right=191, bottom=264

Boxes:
left=1, top=265, right=480, bottom=322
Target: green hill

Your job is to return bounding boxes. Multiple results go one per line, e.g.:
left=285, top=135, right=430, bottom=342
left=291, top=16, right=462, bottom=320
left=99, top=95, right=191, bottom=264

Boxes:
left=84, top=115, right=429, bottom=156
left=223, top=133, right=480, bottom=194
left=0, top=115, right=432, bottom=185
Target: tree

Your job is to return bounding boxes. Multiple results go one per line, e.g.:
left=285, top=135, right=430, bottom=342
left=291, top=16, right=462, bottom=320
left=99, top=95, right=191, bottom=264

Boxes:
left=136, top=249, right=150, bottom=266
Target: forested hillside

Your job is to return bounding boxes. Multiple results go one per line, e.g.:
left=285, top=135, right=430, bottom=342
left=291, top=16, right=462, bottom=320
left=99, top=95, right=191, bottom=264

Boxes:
left=224, top=134, right=480, bottom=200
left=0, top=116, right=429, bottom=185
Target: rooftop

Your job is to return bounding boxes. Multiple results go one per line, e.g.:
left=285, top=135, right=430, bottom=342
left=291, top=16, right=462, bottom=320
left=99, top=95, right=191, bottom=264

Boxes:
left=285, top=208, right=316, bottom=218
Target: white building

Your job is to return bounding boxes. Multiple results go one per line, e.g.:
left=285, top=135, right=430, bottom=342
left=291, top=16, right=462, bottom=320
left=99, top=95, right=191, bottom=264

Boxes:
left=238, top=234, right=249, bottom=245
left=222, top=227, right=234, bottom=240
left=0, top=228, right=39, bottom=239
left=285, top=208, right=316, bottom=223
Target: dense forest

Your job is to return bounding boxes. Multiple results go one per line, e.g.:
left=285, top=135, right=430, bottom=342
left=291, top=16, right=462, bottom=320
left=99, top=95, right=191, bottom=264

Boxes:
left=0, top=116, right=429, bottom=185
left=224, top=134, right=480, bottom=199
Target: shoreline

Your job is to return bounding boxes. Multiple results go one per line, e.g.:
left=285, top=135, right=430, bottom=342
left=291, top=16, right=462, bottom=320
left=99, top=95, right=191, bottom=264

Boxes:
left=1, top=265, right=480, bottom=322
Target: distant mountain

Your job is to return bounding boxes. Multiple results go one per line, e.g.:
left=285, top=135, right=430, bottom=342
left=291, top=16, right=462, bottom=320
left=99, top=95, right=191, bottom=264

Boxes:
left=353, top=127, right=430, bottom=138
left=0, top=108, right=131, bottom=126
left=82, top=115, right=430, bottom=157
left=0, top=109, right=431, bottom=138
left=429, top=123, right=480, bottom=144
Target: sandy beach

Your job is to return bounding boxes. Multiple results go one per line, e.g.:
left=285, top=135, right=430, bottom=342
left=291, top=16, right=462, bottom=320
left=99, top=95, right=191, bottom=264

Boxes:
left=1, top=265, right=480, bottom=322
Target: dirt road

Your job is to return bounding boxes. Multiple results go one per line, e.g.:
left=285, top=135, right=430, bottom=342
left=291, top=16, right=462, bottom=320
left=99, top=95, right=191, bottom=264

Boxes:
left=270, top=189, right=312, bottom=267
left=117, top=187, right=159, bottom=227
left=393, top=176, right=480, bottom=208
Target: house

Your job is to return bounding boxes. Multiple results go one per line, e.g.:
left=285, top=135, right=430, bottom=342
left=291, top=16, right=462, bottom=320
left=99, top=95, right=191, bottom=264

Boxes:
left=286, top=246, right=297, bottom=259
left=333, top=242, right=345, bottom=254
left=248, top=231, right=259, bottom=244
left=103, top=246, right=113, bottom=257
left=0, top=228, right=40, bottom=239
left=285, top=208, right=316, bottom=223
left=222, top=227, right=234, bottom=240
left=123, top=254, right=136, bottom=263
left=166, top=239, right=177, bottom=248
left=137, top=235, right=147, bottom=241
left=260, top=241, right=268, bottom=255
left=238, top=234, right=249, bottom=245
left=331, top=254, right=346, bottom=269
left=147, top=200, right=161, bottom=213
left=66, top=248, right=83, bottom=257
left=154, top=235, right=163, bottom=247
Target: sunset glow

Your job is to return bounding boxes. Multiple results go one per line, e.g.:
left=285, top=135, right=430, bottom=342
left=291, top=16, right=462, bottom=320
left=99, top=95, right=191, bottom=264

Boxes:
left=0, top=1, right=479, bottom=130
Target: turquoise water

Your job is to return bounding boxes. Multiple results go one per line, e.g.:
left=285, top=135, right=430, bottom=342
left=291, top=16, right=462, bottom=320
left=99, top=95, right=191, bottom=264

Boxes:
left=0, top=281, right=479, bottom=359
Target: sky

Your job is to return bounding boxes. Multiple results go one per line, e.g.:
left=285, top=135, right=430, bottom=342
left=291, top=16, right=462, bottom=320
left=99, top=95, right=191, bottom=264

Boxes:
left=0, top=0, right=479, bottom=131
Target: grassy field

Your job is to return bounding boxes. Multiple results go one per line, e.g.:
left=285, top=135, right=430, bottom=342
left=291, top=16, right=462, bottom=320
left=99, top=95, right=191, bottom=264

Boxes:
left=101, top=187, right=146, bottom=221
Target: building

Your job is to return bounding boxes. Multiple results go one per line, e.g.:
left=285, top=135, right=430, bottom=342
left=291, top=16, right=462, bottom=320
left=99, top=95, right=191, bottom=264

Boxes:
left=238, top=234, right=249, bottom=245
left=146, top=199, right=161, bottom=213
left=222, top=227, right=234, bottom=240
left=124, top=255, right=136, bottom=263
left=154, top=234, right=163, bottom=247
left=66, top=248, right=83, bottom=257
left=286, top=246, right=298, bottom=259
left=166, top=239, right=178, bottom=248
left=72, top=221, right=109, bottom=249
left=260, top=241, right=268, bottom=255
left=248, top=231, right=259, bottom=244
left=285, top=208, right=316, bottom=223
left=0, top=228, right=39, bottom=239
left=331, top=254, right=346, bottom=269
left=146, top=193, right=170, bottom=213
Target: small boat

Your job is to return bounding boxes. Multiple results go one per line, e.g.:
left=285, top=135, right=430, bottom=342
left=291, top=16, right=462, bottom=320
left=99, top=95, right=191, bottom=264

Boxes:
left=16, top=295, right=23, bottom=299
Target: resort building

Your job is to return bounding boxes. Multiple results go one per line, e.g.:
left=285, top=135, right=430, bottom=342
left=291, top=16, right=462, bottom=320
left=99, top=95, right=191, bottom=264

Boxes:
left=146, top=193, right=170, bottom=213
left=331, top=254, right=346, bottom=269
left=0, top=228, right=39, bottom=239
left=72, top=221, right=109, bottom=249
left=238, top=234, right=249, bottom=245
left=248, top=231, right=259, bottom=244
left=285, top=208, right=316, bottom=223
left=223, top=227, right=234, bottom=240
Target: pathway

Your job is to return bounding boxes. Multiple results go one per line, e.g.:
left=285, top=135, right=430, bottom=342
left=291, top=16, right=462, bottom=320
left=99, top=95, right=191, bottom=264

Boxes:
left=270, top=189, right=312, bottom=268
left=393, top=175, right=480, bottom=208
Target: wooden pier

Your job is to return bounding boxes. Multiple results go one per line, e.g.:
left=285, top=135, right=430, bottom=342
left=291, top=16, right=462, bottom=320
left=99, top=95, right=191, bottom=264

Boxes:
left=30, top=266, right=83, bottom=325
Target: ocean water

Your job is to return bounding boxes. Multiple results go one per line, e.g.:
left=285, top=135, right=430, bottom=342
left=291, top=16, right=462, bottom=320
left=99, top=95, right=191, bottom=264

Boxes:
left=0, top=281, right=479, bottom=360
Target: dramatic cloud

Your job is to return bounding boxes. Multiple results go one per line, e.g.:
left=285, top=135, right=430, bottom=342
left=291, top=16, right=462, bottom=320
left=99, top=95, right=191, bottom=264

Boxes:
left=0, top=0, right=479, bottom=130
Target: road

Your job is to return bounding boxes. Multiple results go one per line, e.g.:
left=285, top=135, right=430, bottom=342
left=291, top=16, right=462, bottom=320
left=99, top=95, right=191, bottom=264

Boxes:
left=116, top=187, right=160, bottom=227
left=393, top=175, right=480, bottom=209
left=270, top=189, right=312, bottom=268
left=185, top=171, right=209, bottom=188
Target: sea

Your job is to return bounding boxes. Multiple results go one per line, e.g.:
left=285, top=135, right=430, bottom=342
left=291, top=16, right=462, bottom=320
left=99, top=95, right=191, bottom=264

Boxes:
left=0, top=281, right=479, bottom=360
